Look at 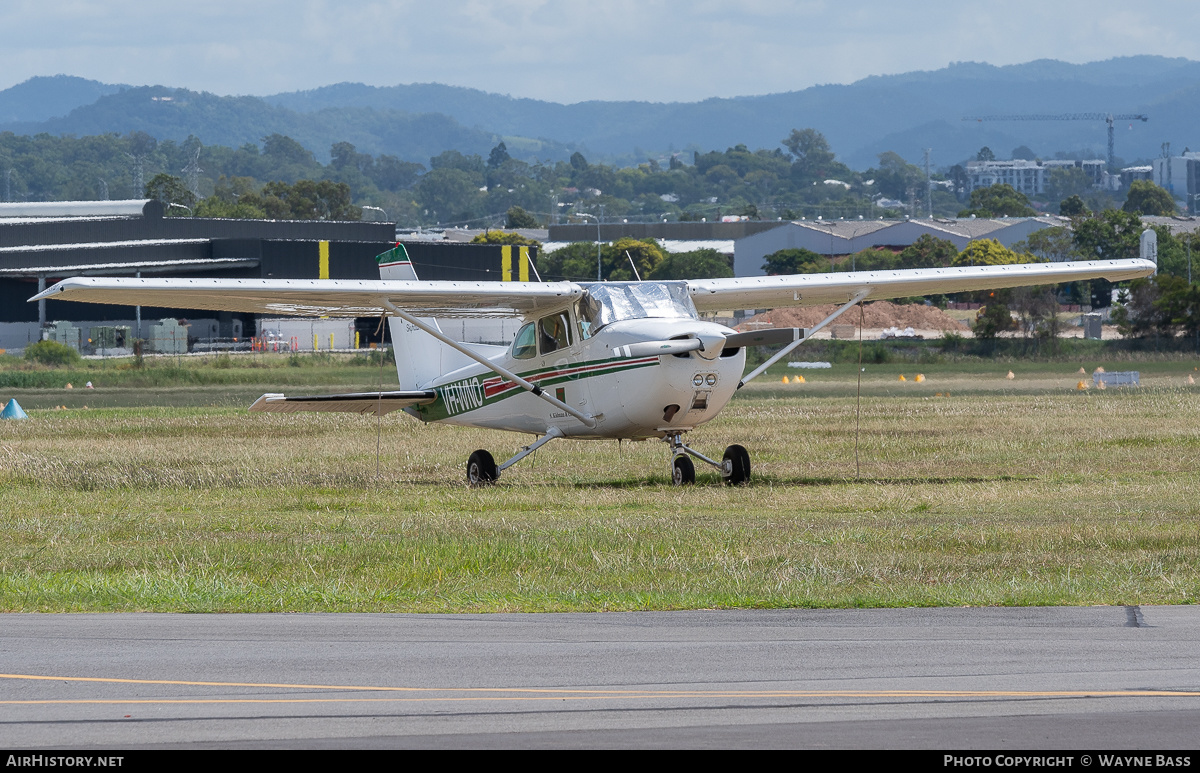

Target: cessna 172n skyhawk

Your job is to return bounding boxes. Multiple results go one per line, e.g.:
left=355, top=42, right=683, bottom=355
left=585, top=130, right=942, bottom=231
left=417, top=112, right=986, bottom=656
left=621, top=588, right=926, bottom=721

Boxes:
left=32, top=245, right=1154, bottom=485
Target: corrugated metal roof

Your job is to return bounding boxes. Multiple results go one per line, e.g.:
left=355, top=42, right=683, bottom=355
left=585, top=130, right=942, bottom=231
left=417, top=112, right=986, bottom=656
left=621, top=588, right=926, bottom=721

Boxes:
left=0, top=258, right=259, bottom=277
left=0, top=238, right=209, bottom=254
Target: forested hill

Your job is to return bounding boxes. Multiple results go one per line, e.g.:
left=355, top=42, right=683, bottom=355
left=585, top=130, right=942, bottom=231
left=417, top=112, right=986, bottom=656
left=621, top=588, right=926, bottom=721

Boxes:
left=265, top=56, right=1200, bottom=167
left=0, top=75, right=124, bottom=124
left=1, top=86, right=571, bottom=165
left=4, top=56, right=1200, bottom=168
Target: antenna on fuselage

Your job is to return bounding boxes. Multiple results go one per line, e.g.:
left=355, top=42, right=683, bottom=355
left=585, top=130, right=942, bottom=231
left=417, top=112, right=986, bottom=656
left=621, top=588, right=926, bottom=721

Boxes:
left=625, top=251, right=642, bottom=282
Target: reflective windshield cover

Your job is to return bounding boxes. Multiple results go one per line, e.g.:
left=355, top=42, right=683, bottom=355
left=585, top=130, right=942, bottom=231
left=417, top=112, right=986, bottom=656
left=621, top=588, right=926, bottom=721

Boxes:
left=579, top=282, right=698, bottom=332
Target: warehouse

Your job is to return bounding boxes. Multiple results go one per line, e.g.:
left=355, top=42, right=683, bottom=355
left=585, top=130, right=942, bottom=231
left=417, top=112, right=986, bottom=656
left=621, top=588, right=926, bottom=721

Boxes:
left=0, top=201, right=532, bottom=352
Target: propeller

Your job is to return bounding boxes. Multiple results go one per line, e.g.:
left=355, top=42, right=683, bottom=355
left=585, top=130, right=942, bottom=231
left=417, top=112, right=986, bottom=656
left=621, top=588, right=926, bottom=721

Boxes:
left=611, top=328, right=804, bottom=360
left=612, top=338, right=703, bottom=358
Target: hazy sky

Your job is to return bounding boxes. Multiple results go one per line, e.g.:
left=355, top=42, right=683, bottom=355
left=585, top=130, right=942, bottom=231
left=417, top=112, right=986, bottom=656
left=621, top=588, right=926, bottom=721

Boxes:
left=5, top=1, right=1198, bottom=102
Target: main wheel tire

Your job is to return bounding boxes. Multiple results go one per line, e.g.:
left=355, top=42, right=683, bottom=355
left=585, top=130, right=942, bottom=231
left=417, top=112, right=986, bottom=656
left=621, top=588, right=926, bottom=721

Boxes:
left=467, top=449, right=499, bottom=486
left=672, top=454, right=696, bottom=486
left=722, top=444, right=751, bottom=485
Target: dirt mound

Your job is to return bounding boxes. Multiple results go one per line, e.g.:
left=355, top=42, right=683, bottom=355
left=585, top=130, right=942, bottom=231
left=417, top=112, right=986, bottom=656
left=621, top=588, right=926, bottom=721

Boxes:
left=742, top=301, right=967, bottom=332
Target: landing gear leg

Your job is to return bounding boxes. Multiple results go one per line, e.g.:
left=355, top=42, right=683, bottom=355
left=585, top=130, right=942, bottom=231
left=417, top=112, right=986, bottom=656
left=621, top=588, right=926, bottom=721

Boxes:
left=468, top=427, right=565, bottom=486
left=665, top=432, right=741, bottom=486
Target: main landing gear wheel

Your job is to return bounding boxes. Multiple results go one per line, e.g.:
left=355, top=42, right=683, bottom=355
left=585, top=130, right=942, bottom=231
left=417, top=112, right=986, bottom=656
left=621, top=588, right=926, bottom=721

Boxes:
left=722, top=444, right=751, bottom=486
left=672, top=455, right=696, bottom=486
left=467, top=449, right=499, bottom=486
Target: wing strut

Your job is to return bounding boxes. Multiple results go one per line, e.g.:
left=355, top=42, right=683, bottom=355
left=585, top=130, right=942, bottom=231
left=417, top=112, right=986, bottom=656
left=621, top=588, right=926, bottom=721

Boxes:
left=738, top=289, right=869, bottom=388
left=379, top=299, right=597, bottom=429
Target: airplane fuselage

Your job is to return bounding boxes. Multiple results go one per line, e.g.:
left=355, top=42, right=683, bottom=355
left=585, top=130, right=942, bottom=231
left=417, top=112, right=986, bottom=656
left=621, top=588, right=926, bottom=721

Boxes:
left=411, top=317, right=746, bottom=440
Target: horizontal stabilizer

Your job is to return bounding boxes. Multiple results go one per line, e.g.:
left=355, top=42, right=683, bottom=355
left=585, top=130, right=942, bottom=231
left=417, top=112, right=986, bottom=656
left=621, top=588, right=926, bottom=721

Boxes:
left=724, top=328, right=804, bottom=348
left=249, top=390, right=437, bottom=416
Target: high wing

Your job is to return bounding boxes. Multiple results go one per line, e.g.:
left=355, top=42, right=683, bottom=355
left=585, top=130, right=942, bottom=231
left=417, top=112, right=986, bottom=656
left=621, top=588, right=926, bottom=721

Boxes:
left=249, top=390, right=436, bottom=416
left=30, top=277, right=582, bottom=318
left=685, top=259, right=1156, bottom=313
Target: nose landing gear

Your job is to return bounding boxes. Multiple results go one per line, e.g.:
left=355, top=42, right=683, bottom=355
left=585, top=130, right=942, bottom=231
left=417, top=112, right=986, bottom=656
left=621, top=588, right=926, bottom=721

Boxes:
left=664, top=433, right=751, bottom=486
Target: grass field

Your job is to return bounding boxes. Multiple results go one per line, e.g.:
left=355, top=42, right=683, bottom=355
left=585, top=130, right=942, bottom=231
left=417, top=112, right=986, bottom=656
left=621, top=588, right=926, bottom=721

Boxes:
left=2, top=353, right=1198, bottom=612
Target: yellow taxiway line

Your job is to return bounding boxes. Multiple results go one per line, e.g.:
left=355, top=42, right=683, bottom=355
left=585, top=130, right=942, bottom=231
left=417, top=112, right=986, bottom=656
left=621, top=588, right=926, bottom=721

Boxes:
left=2, top=673, right=1200, bottom=705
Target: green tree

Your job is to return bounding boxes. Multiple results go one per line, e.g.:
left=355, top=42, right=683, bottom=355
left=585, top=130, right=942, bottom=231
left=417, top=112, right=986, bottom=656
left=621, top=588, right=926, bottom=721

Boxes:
left=487, top=142, right=511, bottom=169
left=953, top=239, right=1025, bottom=267
left=870, top=151, right=925, bottom=201
left=606, top=238, right=666, bottom=281
left=24, top=339, right=81, bottom=366
left=1011, top=145, right=1037, bottom=161
left=1072, top=209, right=1144, bottom=306
left=144, top=173, right=196, bottom=213
left=782, top=128, right=837, bottom=180
left=262, top=180, right=360, bottom=220
left=1019, top=226, right=1078, bottom=263
left=1073, top=210, right=1143, bottom=261
left=972, top=298, right=1016, bottom=339
left=843, top=248, right=899, bottom=272
left=897, top=234, right=957, bottom=268
left=505, top=205, right=540, bottom=229
left=648, top=249, right=733, bottom=280
left=541, top=241, right=601, bottom=281
left=762, top=247, right=830, bottom=275
left=262, top=134, right=317, bottom=168
left=1123, top=180, right=1176, bottom=216
left=470, top=230, right=542, bottom=248
left=976, top=147, right=996, bottom=162
left=416, top=167, right=484, bottom=223
left=370, top=155, right=423, bottom=191
left=1011, top=286, right=1061, bottom=343
left=958, top=184, right=1037, bottom=218
left=1059, top=194, right=1090, bottom=217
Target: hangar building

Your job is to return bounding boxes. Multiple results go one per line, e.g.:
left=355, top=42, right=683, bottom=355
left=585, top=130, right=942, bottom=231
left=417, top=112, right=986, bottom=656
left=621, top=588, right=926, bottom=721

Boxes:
left=0, top=201, right=534, bottom=352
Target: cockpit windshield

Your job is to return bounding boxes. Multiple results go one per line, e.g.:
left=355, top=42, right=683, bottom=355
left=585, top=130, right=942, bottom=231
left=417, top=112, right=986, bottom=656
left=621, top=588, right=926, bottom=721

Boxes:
left=578, top=282, right=698, bottom=334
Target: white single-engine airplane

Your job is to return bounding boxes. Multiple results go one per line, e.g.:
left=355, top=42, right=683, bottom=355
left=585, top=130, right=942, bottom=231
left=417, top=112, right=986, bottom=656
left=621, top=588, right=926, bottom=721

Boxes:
left=32, top=245, right=1154, bottom=485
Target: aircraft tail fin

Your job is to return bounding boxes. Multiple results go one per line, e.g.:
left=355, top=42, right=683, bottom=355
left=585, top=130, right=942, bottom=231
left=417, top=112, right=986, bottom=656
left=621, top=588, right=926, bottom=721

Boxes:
left=376, top=244, right=470, bottom=390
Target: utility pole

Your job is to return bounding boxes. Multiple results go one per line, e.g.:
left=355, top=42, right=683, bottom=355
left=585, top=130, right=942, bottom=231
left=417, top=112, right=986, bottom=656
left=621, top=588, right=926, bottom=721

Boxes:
left=923, top=148, right=934, bottom=219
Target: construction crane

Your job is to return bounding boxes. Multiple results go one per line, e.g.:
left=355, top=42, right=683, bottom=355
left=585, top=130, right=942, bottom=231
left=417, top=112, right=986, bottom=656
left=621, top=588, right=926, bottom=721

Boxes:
left=962, top=113, right=1149, bottom=169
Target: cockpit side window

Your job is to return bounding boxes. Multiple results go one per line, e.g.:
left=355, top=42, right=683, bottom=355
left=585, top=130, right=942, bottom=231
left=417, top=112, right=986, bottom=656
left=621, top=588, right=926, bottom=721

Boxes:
left=539, top=312, right=572, bottom=355
left=512, top=322, right=537, bottom=359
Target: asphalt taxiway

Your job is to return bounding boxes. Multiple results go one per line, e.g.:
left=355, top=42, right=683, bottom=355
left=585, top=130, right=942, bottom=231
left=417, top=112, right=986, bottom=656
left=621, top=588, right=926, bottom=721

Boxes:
left=2, top=606, right=1199, bottom=748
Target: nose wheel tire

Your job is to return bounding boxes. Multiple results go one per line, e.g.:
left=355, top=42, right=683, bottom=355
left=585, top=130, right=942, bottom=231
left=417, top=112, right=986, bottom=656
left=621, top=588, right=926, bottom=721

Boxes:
left=722, top=444, right=751, bottom=485
left=671, top=454, right=696, bottom=486
left=467, top=449, right=499, bottom=486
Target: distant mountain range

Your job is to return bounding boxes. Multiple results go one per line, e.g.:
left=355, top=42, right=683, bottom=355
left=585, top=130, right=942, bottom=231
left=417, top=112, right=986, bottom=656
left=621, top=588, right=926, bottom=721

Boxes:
left=4, top=57, right=1200, bottom=170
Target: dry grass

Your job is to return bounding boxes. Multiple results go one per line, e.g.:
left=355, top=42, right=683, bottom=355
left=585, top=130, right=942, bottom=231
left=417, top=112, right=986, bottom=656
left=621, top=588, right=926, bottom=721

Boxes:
left=1, top=370, right=1198, bottom=612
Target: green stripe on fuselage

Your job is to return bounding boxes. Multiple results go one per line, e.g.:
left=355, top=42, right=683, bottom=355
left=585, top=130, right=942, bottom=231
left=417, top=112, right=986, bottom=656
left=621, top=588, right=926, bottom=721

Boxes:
left=412, top=357, right=658, bottom=422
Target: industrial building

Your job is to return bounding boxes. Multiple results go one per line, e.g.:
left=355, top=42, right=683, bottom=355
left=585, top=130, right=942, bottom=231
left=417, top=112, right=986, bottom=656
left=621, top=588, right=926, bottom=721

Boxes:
left=732, top=216, right=1067, bottom=277
left=0, top=200, right=534, bottom=353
